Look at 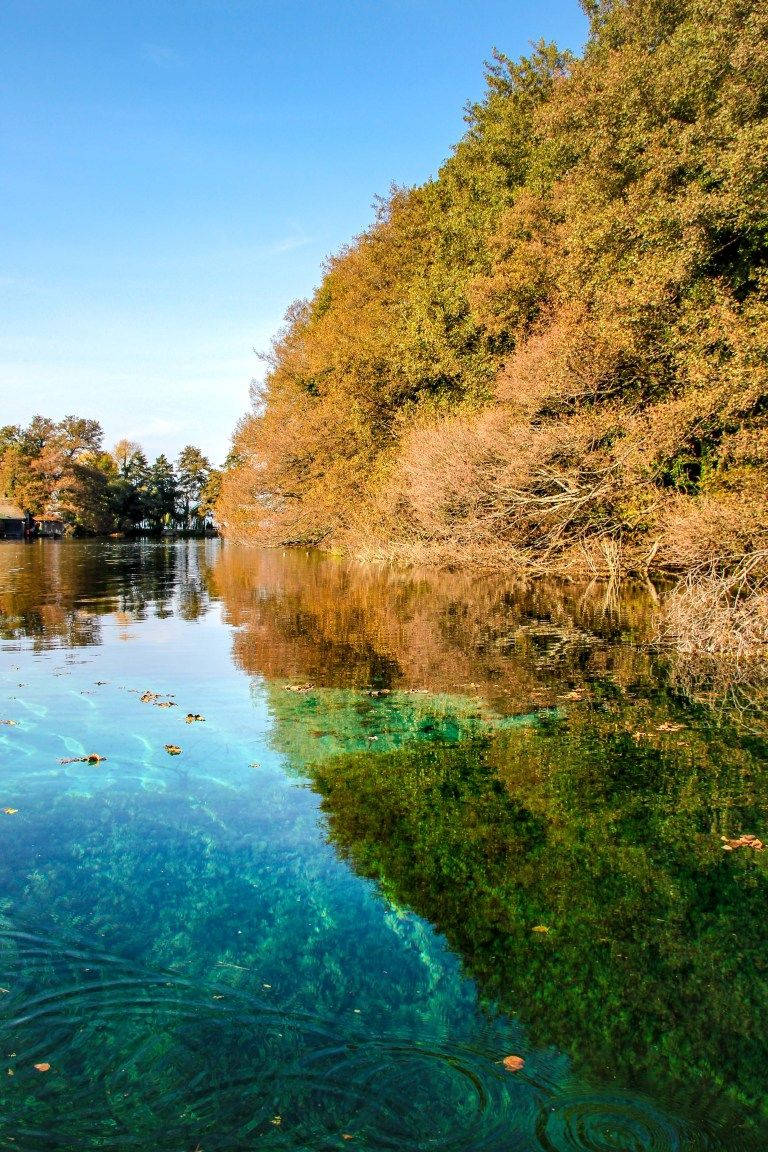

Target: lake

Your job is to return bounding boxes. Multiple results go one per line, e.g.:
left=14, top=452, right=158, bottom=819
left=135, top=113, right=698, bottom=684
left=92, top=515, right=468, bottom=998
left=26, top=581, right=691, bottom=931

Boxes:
left=0, top=539, right=766, bottom=1151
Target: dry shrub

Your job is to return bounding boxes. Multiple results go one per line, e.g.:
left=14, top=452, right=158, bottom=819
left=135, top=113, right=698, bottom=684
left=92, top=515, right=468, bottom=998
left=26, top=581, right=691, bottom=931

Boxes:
left=658, top=552, right=768, bottom=725
left=657, top=493, right=768, bottom=572
left=364, top=400, right=646, bottom=577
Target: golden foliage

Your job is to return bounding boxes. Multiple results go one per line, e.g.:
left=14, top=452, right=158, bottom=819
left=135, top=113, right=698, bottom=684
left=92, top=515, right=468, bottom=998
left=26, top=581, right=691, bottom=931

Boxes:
left=219, top=0, right=768, bottom=604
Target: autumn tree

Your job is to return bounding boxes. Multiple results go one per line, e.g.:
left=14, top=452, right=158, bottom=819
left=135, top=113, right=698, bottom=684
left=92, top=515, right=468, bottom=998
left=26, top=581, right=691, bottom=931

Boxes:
left=220, top=0, right=768, bottom=579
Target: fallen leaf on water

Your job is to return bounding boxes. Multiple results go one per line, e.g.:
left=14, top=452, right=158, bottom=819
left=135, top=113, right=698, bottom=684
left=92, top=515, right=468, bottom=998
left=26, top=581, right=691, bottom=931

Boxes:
left=155, top=700, right=177, bottom=709
left=0, top=720, right=17, bottom=727
left=532, top=925, right=550, bottom=933
left=342, top=1135, right=354, bottom=1141
left=6, top=1069, right=13, bottom=1076
left=2, top=809, right=18, bottom=816
left=721, top=834, right=764, bottom=851
left=502, top=1055, right=525, bottom=1072
left=140, top=692, right=158, bottom=703
left=33, top=1063, right=51, bottom=1072
left=59, top=755, right=105, bottom=765
left=165, top=745, right=182, bottom=756
left=271, top=1116, right=282, bottom=1127
left=185, top=714, right=205, bottom=723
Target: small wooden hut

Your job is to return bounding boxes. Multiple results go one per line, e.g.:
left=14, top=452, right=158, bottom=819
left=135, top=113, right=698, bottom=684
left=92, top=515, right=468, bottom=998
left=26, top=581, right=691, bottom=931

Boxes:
left=0, top=499, right=27, bottom=540
left=35, top=514, right=65, bottom=538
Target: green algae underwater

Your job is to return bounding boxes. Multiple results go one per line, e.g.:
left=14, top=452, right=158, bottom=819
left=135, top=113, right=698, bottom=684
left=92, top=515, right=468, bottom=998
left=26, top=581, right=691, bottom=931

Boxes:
left=0, top=540, right=766, bottom=1151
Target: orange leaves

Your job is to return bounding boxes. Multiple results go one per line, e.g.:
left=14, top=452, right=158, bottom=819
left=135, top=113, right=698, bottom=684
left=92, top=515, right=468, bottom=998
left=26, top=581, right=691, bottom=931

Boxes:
left=2, top=808, right=18, bottom=816
left=59, top=754, right=105, bottom=765
left=185, top=713, right=205, bottom=724
left=165, top=744, right=182, bottom=756
left=502, top=1054, right=525, bottom=1071
left=33, top=1062, right=51, bottom=1072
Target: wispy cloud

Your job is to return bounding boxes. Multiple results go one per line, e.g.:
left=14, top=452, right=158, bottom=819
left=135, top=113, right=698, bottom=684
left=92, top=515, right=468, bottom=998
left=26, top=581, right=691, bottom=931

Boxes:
left=142, top=43, right=183, bottom=68
left=265, top=234, right=311, bottom=257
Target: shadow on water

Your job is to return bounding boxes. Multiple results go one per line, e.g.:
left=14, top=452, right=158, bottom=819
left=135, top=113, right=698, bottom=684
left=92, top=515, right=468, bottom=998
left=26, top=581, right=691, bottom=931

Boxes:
left=0, top=540, right=766, bottom=1149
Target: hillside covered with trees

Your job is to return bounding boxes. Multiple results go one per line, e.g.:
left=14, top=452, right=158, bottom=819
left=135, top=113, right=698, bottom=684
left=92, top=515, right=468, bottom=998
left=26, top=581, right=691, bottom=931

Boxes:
left=220, top=0, right=768, bottom=595
left=0, top=416, right=220, bottom=535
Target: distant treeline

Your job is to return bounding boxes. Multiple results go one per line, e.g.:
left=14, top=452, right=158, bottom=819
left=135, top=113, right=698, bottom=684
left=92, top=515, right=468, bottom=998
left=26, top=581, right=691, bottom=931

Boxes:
left=220, top=0, right=768, bottom=586
left=1, top=416, right=221, bottom=535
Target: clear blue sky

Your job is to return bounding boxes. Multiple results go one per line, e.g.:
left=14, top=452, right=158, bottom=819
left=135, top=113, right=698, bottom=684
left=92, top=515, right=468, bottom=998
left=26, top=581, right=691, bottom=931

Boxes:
left=1, top=0, right=588, bottom=466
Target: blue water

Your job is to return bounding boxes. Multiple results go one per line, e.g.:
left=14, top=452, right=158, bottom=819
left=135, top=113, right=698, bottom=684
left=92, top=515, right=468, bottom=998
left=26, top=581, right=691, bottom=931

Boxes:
left=0, top=539, right=766, bottom=1150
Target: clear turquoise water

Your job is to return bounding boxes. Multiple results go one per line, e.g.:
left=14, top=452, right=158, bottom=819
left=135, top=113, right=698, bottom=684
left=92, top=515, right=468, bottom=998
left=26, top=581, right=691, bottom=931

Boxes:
left=0, top=539, right=766, bottom=1150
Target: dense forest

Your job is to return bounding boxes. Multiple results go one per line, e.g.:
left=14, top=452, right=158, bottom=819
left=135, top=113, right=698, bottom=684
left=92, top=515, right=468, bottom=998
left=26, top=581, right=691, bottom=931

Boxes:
left=0, top=416, right=221, bottom=535
left=220, top=0, right=768, bottom=604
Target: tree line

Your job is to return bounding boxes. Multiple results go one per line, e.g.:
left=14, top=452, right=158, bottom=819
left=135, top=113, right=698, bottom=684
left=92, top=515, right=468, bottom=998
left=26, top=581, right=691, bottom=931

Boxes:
left=219, top=0, right=768, bottom=587
left=0, top=416, right=221, bottom=535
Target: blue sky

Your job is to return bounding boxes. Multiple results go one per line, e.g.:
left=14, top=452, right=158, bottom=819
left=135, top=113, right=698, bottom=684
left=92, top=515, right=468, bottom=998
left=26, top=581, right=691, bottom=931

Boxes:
left=1, top=0, right=588, bottom=466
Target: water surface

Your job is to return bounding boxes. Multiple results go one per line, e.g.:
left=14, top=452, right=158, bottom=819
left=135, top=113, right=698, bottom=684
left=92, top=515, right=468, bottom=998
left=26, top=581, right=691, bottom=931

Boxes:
left=0, top=540, right=766, bottom=1150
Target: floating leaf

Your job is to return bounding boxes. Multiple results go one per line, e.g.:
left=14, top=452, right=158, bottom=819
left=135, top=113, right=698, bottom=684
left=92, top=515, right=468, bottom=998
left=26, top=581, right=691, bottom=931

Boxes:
left=721, top=833, right=764, bottom=851
left=502, top=1054, right=525, bottom=1072
left=140, top=692, right=158, bottom=703
left=0, top=720, right=17, bottom=727
left=33, top=1062, right=51, bottom=1072
left=271, top=1115, right=282, bottom=1127
left=59, top=754, right=106, bottom=765
left=165, top=744, right=182, bottom=756
left=185, top=714, right=205, bottom=724
left=532, top=925, right=550, bottom=933
left=2, top=809, right=18, bottom=816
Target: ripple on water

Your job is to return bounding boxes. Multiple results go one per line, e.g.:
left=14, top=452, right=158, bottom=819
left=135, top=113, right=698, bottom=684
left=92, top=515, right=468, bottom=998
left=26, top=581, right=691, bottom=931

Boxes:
left=535, top=1092, right=704, bottom=1152
left=0, top=925, right=542, bottom=1150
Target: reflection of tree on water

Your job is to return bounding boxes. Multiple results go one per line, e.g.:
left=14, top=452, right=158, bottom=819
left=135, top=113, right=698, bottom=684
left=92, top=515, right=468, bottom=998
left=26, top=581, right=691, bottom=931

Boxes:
left=214, top=546, right=768, bottom=1139
left=212, top=545, right=662, bottom=711
left=309, top=704, right=768, bottom=1142
left=0, top=540, right=217, bottom=646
